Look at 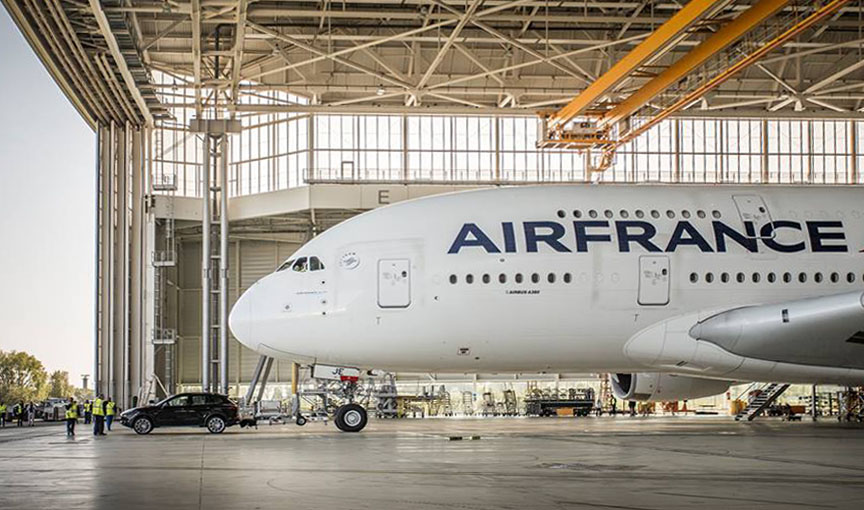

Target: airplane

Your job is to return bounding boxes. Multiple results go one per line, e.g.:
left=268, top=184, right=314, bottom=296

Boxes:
left=229, top=184, right=864, bottom=431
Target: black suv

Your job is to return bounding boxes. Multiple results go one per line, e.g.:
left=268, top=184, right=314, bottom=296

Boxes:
left=119, top=393, right=239, bottom=435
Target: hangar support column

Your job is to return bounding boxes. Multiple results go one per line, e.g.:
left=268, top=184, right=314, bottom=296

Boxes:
left=94, top=122, right=148, bottom=409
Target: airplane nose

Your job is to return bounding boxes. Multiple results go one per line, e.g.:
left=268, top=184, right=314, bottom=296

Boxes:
left=229, top=288, right=255, bottom=347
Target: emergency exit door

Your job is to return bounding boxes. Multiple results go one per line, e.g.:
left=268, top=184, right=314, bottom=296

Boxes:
left=378, top=259, right=411, bottom=308
left=638, top=256, right=669, bottom=306
left=732, top=195, right=774, bottom=239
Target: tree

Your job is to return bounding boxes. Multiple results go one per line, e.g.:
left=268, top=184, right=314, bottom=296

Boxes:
left=0, top=350, right=48, bottom=403
left=48, top=370, right=74, bottom=398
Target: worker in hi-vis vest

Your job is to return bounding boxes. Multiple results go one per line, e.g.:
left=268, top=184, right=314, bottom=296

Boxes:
left=65, top=398, right=78, bottom=437
left=0, top=402, right=6, bottom=427
left=83, top=400, right=92, bottom=424
left=92, top=395, right=105, bottom=436
left=105, top=397, right=116, bottom=431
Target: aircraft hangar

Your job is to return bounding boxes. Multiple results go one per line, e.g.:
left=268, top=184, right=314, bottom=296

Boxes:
left=3, top=0, right=864, bottom=508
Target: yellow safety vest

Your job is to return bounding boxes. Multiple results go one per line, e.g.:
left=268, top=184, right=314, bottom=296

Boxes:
left=106, top=402, right=116, bottom=416
left=84, top=403, right=91, bottom=413
left=92, top=399, right=104, bottom=416
left=66, top=405, right=77, bottom=420
left=0, top=404, right=6, bottom=413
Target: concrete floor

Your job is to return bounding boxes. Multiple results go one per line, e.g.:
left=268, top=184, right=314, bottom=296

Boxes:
left=1, top=416, right=863, bottom=509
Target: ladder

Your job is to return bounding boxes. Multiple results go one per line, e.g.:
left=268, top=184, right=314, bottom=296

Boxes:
left=735, top=383, right=790, bottom=421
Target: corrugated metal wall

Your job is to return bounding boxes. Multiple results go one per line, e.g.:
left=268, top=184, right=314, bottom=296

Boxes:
left=175, top=236, right=304, bottom=386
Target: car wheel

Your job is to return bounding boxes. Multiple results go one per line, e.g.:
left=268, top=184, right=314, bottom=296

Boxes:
left=334, top=404, right=367, bottom=433
left=133, top=416, right=153, bottom=435
left=206, top=415, right=226, bottom=434
left=295, top=415, right=307, bottom=426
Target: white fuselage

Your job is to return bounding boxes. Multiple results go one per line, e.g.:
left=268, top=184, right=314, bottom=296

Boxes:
left=229, top=185, right=864, bottom=384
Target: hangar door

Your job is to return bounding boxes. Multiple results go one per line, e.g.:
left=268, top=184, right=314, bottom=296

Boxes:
left=638, top=256, right=669, bottom=306
left=378, top=259, right=411, bottom=308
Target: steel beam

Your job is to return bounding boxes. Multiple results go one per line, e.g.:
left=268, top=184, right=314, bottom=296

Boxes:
left=599, top=0, right=792, bottom=129
left=219, top=135, right=229, bottom=394
left=88, top=0, right=154, bottom=126
left=201, top=134, right=211, bottom=392
left=550, top=0, right=731, bottom=128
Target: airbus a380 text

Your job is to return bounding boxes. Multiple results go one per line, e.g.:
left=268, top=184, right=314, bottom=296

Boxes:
left=229, top=185, right=864, bottom=422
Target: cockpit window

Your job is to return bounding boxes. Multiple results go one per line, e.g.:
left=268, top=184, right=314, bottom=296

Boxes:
left=276, top=259, right=294, bottom=272
left=309, top=256, right=324, bottom=271
left=292, top=257, right=308, bottom=272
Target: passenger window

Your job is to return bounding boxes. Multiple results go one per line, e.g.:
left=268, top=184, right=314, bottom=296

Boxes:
left=557, top=210, right=565, bottom=218
left=547, top=273, right=556, bottom=283
left=783, top=272, right=792, bottom=283
left=720, top=272, right=730, bottom=283
left=499, top=273, right=507, bottom=284
left=466, top=274, right=474, bottom=284
left=309, top=256, right=324, bottom=271
left=604, top=210, right=613, bottom=219
left=814, top=272, right=823, bottom=283
left=752, top=272, right=760, bottom=283
left=635, top=210, right=645, bottom=219
left=650, top=210, right=660, bottom=219
left=277, top=259, right=294, bottom=272
left=697, top=210, right=706, bottom=219
left=705, top=272, right=714, bottom=283
left=449, top=275, right=457, bottom=284
left=515, top=273, right=523, bottom=284
left=589, top=210, right=598, bottom=219
left=531, top=273, right=539, bottom=284
left=712, top=210, right=722, bottom=218
left=689, top=273, right=698, bottom=283
left=767, top=272, right=776, bottom=283
left=682, top=210, right=691, bottom=219
left=666, top=210, right=675, bottom=219
left=292, top=257, right=308, bottom=272
left=620, top=210, right=629, bottom=218
left=798, top=272, right=807, bottom=283
left=482, top=274, right=491, bottom=284
left=847, top=272, right=856, bottom=283
left=563, top=273, right=572, bottom=283
left=165, top=396, right=189, bottom=407
left=830, top=272, right=839, bottom=283
left=190, top=395, right=208, bottom=406
left=736, top=272, right=745, bottom=283
left=573, top=210, right=582, bottom=218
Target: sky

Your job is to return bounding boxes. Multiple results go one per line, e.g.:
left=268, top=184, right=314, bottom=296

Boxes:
left=0, top=9, right=95, bottom=385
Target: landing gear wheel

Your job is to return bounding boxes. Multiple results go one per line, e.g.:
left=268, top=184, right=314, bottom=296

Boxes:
left=132, top=416, right=153, bottom=435
left=295, top=415, right=307, bottom=426
left=334, top=404, right=367, bottom=433
left=206, top=415, right=226, bottom=434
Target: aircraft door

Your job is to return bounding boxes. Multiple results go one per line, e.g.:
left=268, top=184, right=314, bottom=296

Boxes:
left=378, top=259, right=411, bottom=308
left=732, top=195, right=774, bottom=239
left=638, top=256, right=670, bottom=306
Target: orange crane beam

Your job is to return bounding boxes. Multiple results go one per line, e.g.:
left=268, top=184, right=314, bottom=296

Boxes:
left=598, top=0, right=792, bottom=130
left=547, top=0, right=731, bottom=130
left=614, top=0, right=853, bottom=148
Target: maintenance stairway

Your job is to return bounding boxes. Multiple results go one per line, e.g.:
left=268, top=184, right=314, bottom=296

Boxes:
left=735, top=383, right=791, bottom=421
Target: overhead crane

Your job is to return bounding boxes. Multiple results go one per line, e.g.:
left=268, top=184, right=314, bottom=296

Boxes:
left=540, top=0, right=854, bottom=172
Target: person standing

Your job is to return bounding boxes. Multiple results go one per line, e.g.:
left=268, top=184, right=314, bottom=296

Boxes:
left=15, top=401, right=24, bottom=427
left=27, top=402, right=35, bottom=427
left=105, top=397, right=116, bottom=432
left=83, top=400, right=92, bottom=425
left=92, top=395, right=105, bottom=436
left=0, top=402, right=6, bottom=427
left=65, top=398, right=78, bottom=437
